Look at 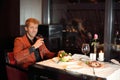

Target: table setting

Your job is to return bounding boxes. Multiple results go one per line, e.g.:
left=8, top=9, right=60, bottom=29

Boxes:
left=36, top=34, right=120, bottom=80
left=36, top=49, right=120, bottom=80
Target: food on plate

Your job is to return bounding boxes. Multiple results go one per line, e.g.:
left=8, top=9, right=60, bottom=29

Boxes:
left=57, top=50, right=72, bottom=62
left=58, top=50, right=68, bottom=58
left=60, top=55, right=72, bottom=62
left=88, top=61, right=102, bottom=68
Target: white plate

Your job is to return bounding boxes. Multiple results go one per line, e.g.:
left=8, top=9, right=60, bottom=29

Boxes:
left=72, top=54, right=90, bottom=60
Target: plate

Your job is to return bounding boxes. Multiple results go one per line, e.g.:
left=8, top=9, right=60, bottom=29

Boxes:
left=52, top=57, right=60, bottom=63
left=88, top=61, right=102, bottom=68
left=72, top=54, right=90, bottom=60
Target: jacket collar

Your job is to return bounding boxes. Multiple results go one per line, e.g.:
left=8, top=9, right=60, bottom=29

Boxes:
left=22, top=34, right=31, bottom=47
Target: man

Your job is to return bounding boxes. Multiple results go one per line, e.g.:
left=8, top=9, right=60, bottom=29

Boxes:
left=13, top=18, right=55, bottom=69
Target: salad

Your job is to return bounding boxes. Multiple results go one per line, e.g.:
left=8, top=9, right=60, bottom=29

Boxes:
left=57, top=50, right=72, bottom=62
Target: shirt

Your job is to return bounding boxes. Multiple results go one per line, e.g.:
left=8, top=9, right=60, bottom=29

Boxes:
left=26, top=34, right=42, bottom=62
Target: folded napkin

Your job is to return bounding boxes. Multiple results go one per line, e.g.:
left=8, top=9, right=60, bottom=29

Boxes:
left=110, top=59, right=120, bottom=65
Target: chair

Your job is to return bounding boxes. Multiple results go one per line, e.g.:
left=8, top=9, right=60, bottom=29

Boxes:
left=5, top=51, right=28, bottom=80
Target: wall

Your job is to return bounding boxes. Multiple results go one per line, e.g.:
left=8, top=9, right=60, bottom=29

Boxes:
left=20, top=0, right=42, bottom=25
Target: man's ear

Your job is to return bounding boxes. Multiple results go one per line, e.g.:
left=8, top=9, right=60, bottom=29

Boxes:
left=24, top=26, right=27, bottom=31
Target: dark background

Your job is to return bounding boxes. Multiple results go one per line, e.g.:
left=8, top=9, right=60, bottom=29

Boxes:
left=0, top=0, right=19, bottom=80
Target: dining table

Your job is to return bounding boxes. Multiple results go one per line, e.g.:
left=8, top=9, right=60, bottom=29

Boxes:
left=28, top=54, right=120, bottom=80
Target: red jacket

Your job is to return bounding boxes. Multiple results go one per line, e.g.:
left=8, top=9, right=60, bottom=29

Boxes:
left=13, top=35, right=55, bottom=69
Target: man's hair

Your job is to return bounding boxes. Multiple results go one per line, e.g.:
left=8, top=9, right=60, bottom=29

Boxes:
left=25, top=18, right=39, bottom=27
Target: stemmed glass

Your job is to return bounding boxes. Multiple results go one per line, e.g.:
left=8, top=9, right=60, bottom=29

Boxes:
left=81, top=43, right=96, bottom=76
left=37, top=34, right=45, bottom=53
left=81, top=43, right=90, bottom=56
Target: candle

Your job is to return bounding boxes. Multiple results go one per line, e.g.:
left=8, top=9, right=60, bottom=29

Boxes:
left=98, top=50, right=104, bottom=61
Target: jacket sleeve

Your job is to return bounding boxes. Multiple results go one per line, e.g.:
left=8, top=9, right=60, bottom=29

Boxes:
left=39, top=44, right=55, bottom=59
left=13, top=38, right=35, bottom=64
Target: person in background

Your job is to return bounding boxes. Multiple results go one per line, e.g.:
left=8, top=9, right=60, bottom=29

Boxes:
left=72, top=18, right=92, bottom=53
left=13, top=18, right=55, bottom=69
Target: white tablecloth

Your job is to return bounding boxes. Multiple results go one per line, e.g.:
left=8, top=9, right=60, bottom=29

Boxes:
left=36, top=54, right=120, bottom=80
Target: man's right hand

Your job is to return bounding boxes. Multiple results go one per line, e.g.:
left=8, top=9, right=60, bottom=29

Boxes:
left=32, top=38, right=44, bottom=49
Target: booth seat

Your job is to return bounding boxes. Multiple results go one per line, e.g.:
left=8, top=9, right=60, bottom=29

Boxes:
left=5, top=51, right=28, bottom=80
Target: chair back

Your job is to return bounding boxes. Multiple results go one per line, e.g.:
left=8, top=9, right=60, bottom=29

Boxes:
left=5, top=51, right=16, bottom=65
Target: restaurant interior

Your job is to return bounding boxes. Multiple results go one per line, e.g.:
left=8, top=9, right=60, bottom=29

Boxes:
left=0, top=0, right=120, bottom=80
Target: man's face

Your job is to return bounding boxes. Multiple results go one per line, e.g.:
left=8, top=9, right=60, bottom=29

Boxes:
left=25, top=22, right=38, bottom=39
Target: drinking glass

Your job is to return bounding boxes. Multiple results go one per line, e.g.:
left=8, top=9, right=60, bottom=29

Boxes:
left=37, top=34, right=43, bottom=38
left=81, top=43, right=90, bottom=55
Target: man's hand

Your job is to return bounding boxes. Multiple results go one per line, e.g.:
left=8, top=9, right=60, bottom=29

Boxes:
left=32, top=38, right=44, bottom=49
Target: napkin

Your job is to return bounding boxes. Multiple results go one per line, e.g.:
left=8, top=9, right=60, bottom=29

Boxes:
left=110, top=59, right=120, bottom=65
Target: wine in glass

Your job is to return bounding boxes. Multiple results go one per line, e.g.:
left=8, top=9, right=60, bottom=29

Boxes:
left=81, top=43, right=90, bottom=55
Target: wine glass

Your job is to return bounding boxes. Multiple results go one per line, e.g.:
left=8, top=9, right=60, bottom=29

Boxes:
left=37, top=34, right=43, bottom=38
left=81, top=43, right=90, bottom=55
